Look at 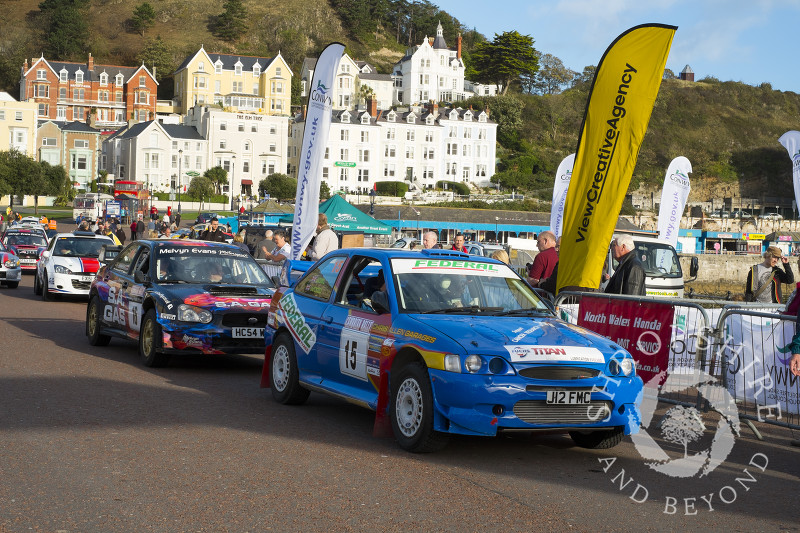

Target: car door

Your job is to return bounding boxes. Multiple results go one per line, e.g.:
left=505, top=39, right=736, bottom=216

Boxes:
left=317, top=254, right=389, bottom=407
left=288, top=255, right=348, bottom=385
left=99, top=242, right=142, bottom=336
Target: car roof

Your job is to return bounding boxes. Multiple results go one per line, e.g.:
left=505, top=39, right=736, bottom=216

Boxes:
left=326, top=248, right=506, bottom=263
left=52, top=232, right=113, bottom=240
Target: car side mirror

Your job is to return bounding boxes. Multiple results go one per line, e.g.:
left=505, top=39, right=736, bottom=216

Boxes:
left=134, top=270, right=149, bottom=284
left=689, top=256, right=699, bottom=278
left=41, top=250, right=51, bottom=259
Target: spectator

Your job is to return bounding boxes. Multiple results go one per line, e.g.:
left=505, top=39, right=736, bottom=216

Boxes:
left=136, top=217, right=145, bottom=240
left=254, top=230, right=276, bottom=259
left=97, top=220, right=121, bottom=245
left=159, top=227, right=173, bottom=239
left=491, top=249, right=510, bottom=264
left=451, top=233, right=467, bottom=252
left=605, top=234, right=645, bottom=296
left=130, top=220, right=138, bottom=241
left=422, top=231, right=441, bottom=249
left=233, top=233, right=250, bottom=253
left=150, top=205, right=158, bottom=221
left=538, top=238, right=561, bottom=295
left=264, top=230, right=291, bottom=262
left=116, top=226, right=126, bottom=245
left=308, top=214, right=338, bottom=261
left=147, top=217, right=156, bottom=234
left=175, top=211, right=182, bottom=228
left=528, top=231, right=558, bottom=286
left=200, top=218, right=227, bottom=242
left=745, top=246, right=794, bottom=303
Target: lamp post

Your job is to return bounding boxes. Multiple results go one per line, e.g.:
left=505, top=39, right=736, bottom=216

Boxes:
left=231, top=155, right=236, bottom=211
left=177, top=149, right=183, bottom=214
left=369, top=189, right=376, bottom=216
left=495, top=216, right=499, bottom=242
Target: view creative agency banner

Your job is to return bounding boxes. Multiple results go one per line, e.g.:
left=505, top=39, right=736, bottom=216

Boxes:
left=291, top=42, right=345, bottom=260
left=778, top=130, right=800, bottom=214
left=558, top=24, right=676, bottom=292
left=577, top=295, right=674, bottom=383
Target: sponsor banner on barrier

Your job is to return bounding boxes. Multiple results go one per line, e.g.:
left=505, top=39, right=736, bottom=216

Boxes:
left=577, top=295, right=673, bottom=382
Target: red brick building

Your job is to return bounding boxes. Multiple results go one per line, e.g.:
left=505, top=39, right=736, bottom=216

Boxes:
left=19, top=54, right=158, bottom=130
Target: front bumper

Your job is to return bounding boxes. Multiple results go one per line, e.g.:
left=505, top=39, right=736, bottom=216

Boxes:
left=0, top=268, right=21, bottom=282
left=428, top=369, right=642, bottom=437
left=158, top=313, right=267, bottom=355
left=48, top=272, right=95, bottom=295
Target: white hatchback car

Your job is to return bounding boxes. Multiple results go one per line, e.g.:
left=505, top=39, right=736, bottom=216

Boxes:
left=35, top=231, right=115, bottom=300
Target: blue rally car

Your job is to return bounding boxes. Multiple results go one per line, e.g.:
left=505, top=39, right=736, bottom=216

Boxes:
left=262, top=249, right=643, bottom=453
left=86, top=239, right=275, bottom=367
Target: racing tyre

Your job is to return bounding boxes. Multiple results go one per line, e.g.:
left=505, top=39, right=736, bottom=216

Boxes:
left=569, top=427, right=624, bottom=449
left=86, top=296, right=111, bottom=346
left=139, top=309, right=169, bottom=367
left=33, top=271, right=41, bottom=295
left=390, top=362, right=449, bottom=453
left=42, top=271, right=51, bottom=301
left=270, top=333, right=309, bottom=405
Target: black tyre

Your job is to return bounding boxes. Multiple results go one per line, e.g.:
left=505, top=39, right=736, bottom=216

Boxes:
left=569, top=427, right=624, bottom=449
left=390, top=361, right=449, bottom=453
left=270, top=333, right=309, bottom=405
left=86, top=296, right=111, bottom=346
left=6, top=281, right=19, bottom=289
left=33, top=272, right=41, bottom=295
left=139, top=309, right=169, bottom=367
left=42, top=271, right=51, bottom=301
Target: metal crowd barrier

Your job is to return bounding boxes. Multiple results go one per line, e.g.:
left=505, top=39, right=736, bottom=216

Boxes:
left=551, top=290, right=799, bottom=439
left=255, top=259, right=284, bottom=280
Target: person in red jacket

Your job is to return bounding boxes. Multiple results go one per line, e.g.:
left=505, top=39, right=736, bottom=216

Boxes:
left=450, top=233, right=467, bottom=252
left=528, top=231, right=558, bottom=286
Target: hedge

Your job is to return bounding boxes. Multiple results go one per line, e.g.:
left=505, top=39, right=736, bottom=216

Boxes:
left=152, top=192, right=229, bottom=203
left=375, top=181, right=408, bottom=197
left=436, top=180, right=470, bottom=195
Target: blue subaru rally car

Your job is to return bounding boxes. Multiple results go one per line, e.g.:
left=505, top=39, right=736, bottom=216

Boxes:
left=262, top=248, right=642, bottom=453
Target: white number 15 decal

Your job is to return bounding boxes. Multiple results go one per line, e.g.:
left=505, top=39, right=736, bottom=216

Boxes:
left=339, top=328, right=369, bottom=381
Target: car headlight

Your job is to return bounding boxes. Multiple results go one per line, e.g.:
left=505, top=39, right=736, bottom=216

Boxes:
left=3, top=258, right=19, bottom=268
left=177, top=304, right=213, bottom=323
left=54, top=264, right=73, bottom=275
left=608, top=356, right=635, bottom=376
left=465, top=355, right=482, bottom=373
left=444, top=354, right=461, bottom=373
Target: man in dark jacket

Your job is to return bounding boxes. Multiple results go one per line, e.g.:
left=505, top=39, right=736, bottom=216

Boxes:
left=605, top=234, right=646, bottom=296
left=745, top=246, right=794, bottom=303
left=200, top=218, right=227, bottom=242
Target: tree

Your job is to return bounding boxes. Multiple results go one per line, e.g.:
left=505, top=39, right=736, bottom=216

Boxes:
left=188, top=176, right=214, bottom=211
left=660, top=405, right=706, bottom=458
left=319, top=181, right=331, bottom=200
left=137, top=36, right=174, bottom=83
left=38, top=0, right=91, bottom=60
left=528, top=53, right=575, bottom=95
left=0, top=150, right=46, bottom=212
left=471, top=31, right=539, bottom=95
left=570, top=65, right=597, bottom=91
left=356, top=83, right=375, bottom=106
left=211, top=0, right=248, bottom=42
left=258, top=173, right=297, bottom=202
left=130, top=2, right=156, bottom=36
left=204, top=166, right=228, bottom=195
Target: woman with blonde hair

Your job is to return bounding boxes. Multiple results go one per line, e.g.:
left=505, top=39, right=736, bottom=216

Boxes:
left=491, top=249, right=510, bottom=264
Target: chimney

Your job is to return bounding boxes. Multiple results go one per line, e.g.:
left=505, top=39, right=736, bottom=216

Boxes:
left=367, top=97, right=377, bottom=117
left=457, top=33, right=462, bottom=59
left=23, top=58, right=28, bottom=72
left=427, top=100, right=438, bottom=116
left=88, top=53, right=94, bottom=71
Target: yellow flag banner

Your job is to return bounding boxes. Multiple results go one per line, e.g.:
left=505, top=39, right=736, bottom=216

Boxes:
left=557, top=24, right=676, bottom=293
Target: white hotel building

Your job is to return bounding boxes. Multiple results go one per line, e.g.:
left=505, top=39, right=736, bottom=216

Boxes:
left=287, top=101, right=497, bottom=194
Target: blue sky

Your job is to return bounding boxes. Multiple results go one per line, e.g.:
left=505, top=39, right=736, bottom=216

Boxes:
left=433, top=0, right=800, bottom=93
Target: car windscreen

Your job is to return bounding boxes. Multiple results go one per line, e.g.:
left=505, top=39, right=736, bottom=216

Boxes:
left=54, top=237, right=113, bottom=257
left=390, top=257, right=550, bottom=314
left=154, top=244, right=273, bottom=286
left=611, top=241, right=682, bottom=279
left=5, top=234, right=47, bottom=247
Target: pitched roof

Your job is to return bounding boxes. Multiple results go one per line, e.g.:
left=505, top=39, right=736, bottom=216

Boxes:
left=162, top=124, right=204, bottom=140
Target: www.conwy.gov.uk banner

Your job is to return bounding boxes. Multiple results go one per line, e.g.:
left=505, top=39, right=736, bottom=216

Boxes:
left=291, top=42, right=345, bottom=260
left=656, top=156, right=692, bottom=247
left=550, top=153, right=575, bottom=238
left=558, top=24, right=676, bottom=293
left=778, top=130, right=800, bottom=216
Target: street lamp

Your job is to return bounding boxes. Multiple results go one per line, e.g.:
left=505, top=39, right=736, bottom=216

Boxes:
left=495, top=216, right=499, bottom=242
left=369, top=189, right=376, bottom=215
left=177, top=149, right=183, bottom=214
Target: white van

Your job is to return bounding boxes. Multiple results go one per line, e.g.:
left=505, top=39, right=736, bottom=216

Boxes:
left=604, top=233, right=696, bottom=298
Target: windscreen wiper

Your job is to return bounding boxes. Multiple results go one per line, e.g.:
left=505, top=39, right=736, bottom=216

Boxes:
left=422, top=305, right=504, bottom=314
left=495, top=308, right=553, bottom=317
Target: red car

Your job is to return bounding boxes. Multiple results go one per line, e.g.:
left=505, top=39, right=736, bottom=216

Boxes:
left=2, top=227, right=48, bottom=271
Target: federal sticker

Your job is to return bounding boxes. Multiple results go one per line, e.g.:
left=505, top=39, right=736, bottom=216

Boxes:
left=277, top=293, right=316, bottom=354
left=505, top=345, right=605, bottom=363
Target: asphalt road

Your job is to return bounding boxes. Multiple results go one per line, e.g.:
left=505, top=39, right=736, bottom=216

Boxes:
left=0, top=272, right=798, bottom=532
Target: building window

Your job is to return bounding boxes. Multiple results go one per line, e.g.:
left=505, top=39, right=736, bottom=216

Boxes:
left=242, top=161, right=250, bottom=173
left=253, top=64, right=260, bottom=76
left=57, top=106, right=66, bottom=120
left=60, top=69, right=68, bottom=82
left=116, top=92, right=123, bottom=103
left=269, top=125, right=277, bottom=134
left=42, top=137, right=57, bottom=146
left=447, top=143, right=458, bottom=156
left=405, top=146, right=414, bottom=158
left=385, top=145, right=395, bottom=157
left=138, top=110, right=148, bottom=121
left=384, top=164, right=395, bottom=178
left=339, top=167, right=348, bottom=181
left=59, top=87, right=67, bottom=99
left=407, top=130, right=415, bottom=141
left=73, top=89, right=85, bottom=101
left=76, top=71, right=83, bottom=83
left=462, top=145, right=471, bottom=157
left=219, top=140, right=226, bottom=149
left=215, top=61, right=222, bottom=74
left=463, top=128, right=472, bottom=139
left=269, top=143, right=276, bottom=153
left=75, top=139, right=89, bottom=148
left=462, top=168, right=470, bottom=180
left=276, top=67, right=282, bottom=76
left=38, top=103, right=48, bottom=116
left=251, top=124, right=257, bottom=132
left=235, top=63, right=242, bottom=75
left=115, top=74, right=124, bottom=86
left=358, top=149, right=369, bottom=162
left=386, top=128, right=395, bottom=140
left=340, top=148, right=348, bottom=161
left=220, top=122, right=226, bottom=130
left=361, top=131, right=369, bottom=142
left=358, top=169, right=369, bottom=182
left=244, top=141, right=251, bottom=151
left=341, top=130, right=349, bottom=141
left=74, top=107, right=84, bottom=120
left=238, top=123, right=245, bottom=132
left=196, top=156, right=202, bottom=169
left=37, top=69, right=47, bottom=80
